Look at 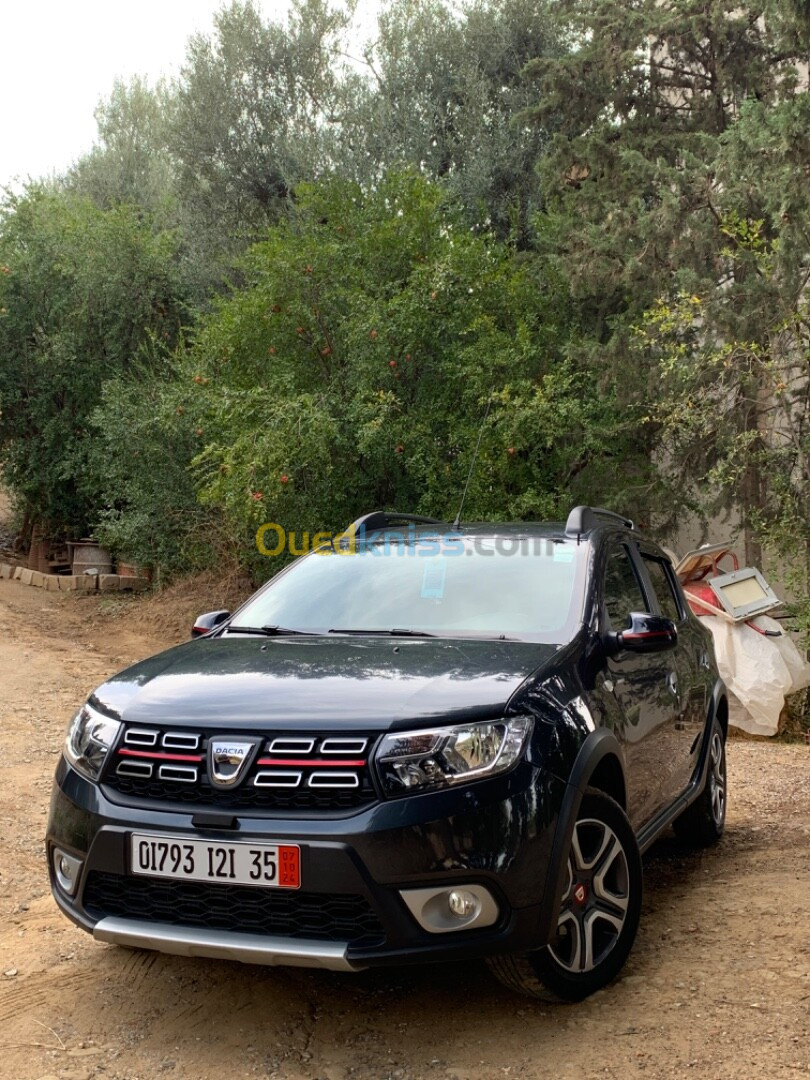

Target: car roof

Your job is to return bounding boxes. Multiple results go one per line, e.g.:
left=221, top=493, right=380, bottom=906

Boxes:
left=349, top=519, right=646, bottom=545
left=347, top=507, right=637, bottom=543
left=364, top=521, right=568, bottom=539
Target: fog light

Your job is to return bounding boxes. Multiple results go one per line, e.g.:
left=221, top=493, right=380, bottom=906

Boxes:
left=53, top=848, right=83, bottom=897
left=399, top=884, right=499, bottom=934
left=448, top=890, right=478, bottom=919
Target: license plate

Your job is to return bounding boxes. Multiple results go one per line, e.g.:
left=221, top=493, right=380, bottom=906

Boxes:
left=130, top=833, right=300, bottom=889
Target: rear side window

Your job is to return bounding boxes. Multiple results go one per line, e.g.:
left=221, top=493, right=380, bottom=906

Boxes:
left=603, top=546, right=647, bottom=631
left=643, top=557, right=683, bottom=623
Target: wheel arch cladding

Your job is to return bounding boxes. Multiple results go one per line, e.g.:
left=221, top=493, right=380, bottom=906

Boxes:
left=586, top=752, right=627, bottom=810
left=535, top=729, right=628, bottom=946
left=713, top=689, right=729, bottom=739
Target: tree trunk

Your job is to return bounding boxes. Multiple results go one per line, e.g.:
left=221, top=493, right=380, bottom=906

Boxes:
left=740, top=397, right=763, bottom=568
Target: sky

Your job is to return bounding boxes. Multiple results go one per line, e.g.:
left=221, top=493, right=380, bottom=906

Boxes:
left=0, top=0, right=378, bottom=191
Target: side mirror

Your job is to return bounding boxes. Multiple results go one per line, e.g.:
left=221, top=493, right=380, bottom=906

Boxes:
left=191, top=610, right=231, bottom=638
left=605, top=612, right=677, bottom=656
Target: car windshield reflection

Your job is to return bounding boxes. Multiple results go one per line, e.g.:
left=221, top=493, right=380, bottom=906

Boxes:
left=229, top=537, right=585, bottom=644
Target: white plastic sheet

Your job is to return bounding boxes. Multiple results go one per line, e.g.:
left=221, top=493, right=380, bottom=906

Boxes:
left=701, top=614, right=810, bottom=736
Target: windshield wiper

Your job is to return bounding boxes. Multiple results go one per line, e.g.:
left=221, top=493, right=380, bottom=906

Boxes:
left=328, top=628, right=437, bottom=638
left=226, top=625, right=316, bottom=636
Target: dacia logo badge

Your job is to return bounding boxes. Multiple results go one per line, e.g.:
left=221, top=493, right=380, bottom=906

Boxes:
left=208, top=738, right=258, bottom=788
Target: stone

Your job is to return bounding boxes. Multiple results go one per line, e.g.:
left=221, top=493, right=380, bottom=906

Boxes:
left=30, top=570, right=45, bottom=588
left=0, top=563, right=13, bottom=579
left=98, top=574, right=120, bottom=592
left=12, top=566, right=22, bottom=580
left=19, top=568, right=33, bottom=586
left=120, top=576, right=149, bottom=592
left=45, top=575, right=61, bottom=591
left=74, top=574, right=97, bottom=591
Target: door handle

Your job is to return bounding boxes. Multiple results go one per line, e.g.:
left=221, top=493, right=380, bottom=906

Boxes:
left=667, top=671, right=679, bottom=696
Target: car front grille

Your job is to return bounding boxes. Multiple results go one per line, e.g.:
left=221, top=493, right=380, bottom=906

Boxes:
left=102, top=725, right=379, bottom=813
left=83, top=871, right=385, bottom=947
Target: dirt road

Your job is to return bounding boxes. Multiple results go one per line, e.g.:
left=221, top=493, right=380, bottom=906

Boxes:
left=0, top=576, right=808, bottom=1080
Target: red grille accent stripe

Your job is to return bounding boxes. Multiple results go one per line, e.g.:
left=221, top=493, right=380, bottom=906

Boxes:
left=256, top=758, right=366, bottom=768
left=118, top=748, right=203, bottom=763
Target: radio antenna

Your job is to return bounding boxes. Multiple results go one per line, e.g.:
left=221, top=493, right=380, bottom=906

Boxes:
left=452, top=395, right=493, bottom=530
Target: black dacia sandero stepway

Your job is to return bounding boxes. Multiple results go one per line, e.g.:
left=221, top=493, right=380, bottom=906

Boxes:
left=47, top=506, right=728, bottom=1001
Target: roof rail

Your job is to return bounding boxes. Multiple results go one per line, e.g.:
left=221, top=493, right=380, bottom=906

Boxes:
left=565, top=506, right=634, bottom=539
left=346, top=511, right=448, bottom=534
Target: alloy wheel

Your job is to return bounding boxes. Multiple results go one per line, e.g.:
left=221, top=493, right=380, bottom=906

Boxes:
left=708, top=730, right=726, bottom=827
left=548, top=817, right=630, bottom=974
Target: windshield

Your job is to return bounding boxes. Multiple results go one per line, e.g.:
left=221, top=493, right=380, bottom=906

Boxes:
left=230, top=535, right=586, bottom=643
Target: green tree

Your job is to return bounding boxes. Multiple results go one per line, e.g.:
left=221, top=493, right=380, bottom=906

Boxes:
left=82, top=372, right=216, bottom=575
left=169, top=0, right=355, bottom=262
left=635, top=90, right=810, bottom=627
left=168, top=0, right=564, bottom=260
left=177, top=173, right=627, bottom=578
left=339, top=0, right=564, bottom=244
left=0, top=187, right=184, bottom=537
left=69, top=76, right=177, bottom=219
left=523, top=0, right=810, bottom=555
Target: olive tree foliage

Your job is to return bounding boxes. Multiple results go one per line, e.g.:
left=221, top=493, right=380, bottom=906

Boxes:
left=0, top=187, right=184, bottom=537
left=167, top=0, right=565, bottom=259
left=327, top=0, right=565, bottom=244
left=522, top=0, right=810, bottom=563
left=176, top=173, right=612, bottom=578
left=67, top=0, right=566, bottom=298
left=169, top=1, right=359, bottom=253
left=68, top=77, right=177, bottom=220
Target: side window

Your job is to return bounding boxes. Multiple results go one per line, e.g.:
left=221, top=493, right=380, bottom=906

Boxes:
left=643, top=557, right=683, bottom=623
left=603, top=546, right=647, bottom=631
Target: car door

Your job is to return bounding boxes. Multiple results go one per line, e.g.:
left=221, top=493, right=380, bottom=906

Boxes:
left=599, top=540, right=681, bottom=829
left=638, top=552, right=706, bottom=797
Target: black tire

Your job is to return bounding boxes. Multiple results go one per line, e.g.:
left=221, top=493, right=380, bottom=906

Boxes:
left=673, top=718, right=726, bottom=847
left=487, top=788, right=642, bottom=1002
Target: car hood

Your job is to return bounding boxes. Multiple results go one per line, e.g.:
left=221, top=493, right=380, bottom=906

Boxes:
left=91, top=635, right=558, bottom=732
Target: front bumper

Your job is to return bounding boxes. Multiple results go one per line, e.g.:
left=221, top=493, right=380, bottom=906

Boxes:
left=47, top=757, right=566, bottom=969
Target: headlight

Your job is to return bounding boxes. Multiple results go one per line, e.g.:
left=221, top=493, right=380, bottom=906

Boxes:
left=375, top=716, right=533, bottom=797
left=65, top=703, right=121, bottom=781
